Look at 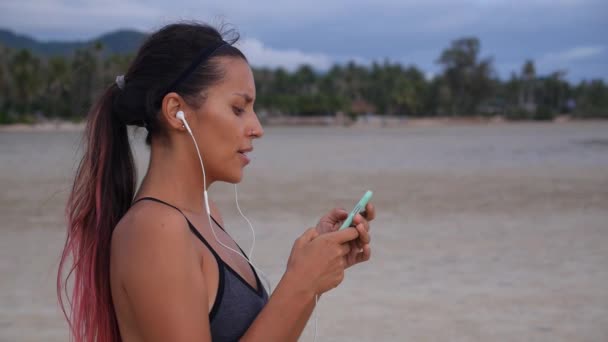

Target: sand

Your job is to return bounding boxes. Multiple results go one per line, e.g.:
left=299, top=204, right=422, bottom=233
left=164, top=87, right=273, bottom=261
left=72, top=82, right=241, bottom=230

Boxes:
left=1, top=122, right=607, bottom=341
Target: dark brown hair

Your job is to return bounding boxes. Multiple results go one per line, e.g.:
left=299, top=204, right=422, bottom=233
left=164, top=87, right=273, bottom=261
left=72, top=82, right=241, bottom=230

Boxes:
left=57, top=22, right=246, bottom=342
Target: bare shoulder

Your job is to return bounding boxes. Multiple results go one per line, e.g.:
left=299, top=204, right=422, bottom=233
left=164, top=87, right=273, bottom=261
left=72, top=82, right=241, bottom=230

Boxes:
left=111, top=200, right=196, bottom=278
left=111, top=200, right=211, bottom=340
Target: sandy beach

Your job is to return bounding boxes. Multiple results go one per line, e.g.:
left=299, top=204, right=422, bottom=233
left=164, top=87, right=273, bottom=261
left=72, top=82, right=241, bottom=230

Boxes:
left=1, top=122, right=607, bottom=341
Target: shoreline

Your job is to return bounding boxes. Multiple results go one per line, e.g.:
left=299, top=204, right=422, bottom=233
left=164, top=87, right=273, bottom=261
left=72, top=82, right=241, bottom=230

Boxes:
left=0, top=121, right=86, bottom=132
left=0, top=116, right=605, bottom=133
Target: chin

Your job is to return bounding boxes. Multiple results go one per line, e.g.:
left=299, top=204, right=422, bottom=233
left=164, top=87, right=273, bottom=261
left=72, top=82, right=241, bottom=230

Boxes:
left=223, top=171, right=244, bottom=184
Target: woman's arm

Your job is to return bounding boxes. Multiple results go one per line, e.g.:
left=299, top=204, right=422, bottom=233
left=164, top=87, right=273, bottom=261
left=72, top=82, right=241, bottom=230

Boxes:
left=240, top=270, right=317, bottom=341
left=240, top=227, right=359, bottom=341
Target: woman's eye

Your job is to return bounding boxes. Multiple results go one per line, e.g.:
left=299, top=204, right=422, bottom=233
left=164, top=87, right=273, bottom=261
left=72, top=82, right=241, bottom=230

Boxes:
left=233, top=106, right=245, bottom=115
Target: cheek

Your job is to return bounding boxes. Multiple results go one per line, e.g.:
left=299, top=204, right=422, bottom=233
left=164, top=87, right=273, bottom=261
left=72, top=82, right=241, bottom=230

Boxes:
left=201, top=125, right=239, bottom=162
left=194, top=109, right=243, bottom=160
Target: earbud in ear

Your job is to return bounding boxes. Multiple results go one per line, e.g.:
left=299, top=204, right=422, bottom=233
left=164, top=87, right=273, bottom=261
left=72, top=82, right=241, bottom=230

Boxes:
left=176, top=110, right=186, bottom=123
left=176, top=110, right=193, bottom=134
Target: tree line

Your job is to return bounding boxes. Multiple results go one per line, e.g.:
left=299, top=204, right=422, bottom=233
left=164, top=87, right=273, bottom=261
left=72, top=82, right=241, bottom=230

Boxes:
left=1, top=37, right=606, bottom=124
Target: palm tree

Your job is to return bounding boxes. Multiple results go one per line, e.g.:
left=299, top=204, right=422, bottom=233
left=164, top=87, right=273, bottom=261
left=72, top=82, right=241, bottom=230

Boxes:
left=9, top=49, right=42, bottom=117
left=520, top=60, right=536, bottom=111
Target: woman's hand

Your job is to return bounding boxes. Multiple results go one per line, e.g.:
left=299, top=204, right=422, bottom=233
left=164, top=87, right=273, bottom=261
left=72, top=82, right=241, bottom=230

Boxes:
left=286, top=227, right=360, bottom=296
left=315, top=203, right=375, bottom=268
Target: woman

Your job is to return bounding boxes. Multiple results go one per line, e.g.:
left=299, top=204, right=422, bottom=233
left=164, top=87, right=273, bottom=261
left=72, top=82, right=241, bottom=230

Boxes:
left=58, top=22, right=374, bottom=341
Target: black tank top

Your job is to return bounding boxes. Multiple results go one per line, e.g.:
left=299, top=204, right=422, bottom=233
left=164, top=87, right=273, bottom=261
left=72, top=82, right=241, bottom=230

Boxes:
left=133, top=197, right=269, bottom=341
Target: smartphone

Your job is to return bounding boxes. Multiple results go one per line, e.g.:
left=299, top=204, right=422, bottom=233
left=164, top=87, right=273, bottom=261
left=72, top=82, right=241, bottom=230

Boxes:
left=339, top=190, right=373, bottom=230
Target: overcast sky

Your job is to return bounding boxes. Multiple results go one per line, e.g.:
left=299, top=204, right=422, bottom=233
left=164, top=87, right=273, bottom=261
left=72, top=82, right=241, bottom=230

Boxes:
left=1, top=0, right=606, bottom=81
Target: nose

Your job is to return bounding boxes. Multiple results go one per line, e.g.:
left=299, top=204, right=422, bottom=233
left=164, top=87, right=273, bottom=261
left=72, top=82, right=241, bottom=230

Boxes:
left=249, top=112, right=264, bottom=138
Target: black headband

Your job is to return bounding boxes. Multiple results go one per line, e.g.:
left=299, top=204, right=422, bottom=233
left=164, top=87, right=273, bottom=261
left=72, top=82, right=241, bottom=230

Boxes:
left=115, top=40, right=229, bottom=128
left=164, top=40, right=228, bottom=94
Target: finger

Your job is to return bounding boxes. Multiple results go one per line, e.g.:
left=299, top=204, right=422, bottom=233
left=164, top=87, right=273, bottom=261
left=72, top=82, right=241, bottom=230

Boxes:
left=353, top=212, right=375, bottom=231
left=353, top=213, right=366, bottom=225
left=353, top=238, right=362, bottom=250
left=328, top=227, right=360, bottom=244
left=345, top=242, right=362, bottom=268
left=353, top=214, right=371, bottom=235
left=345, top=253, right=356, bottom=268
left=356, top=244, right=371, bottom=264
left=345, top=244, right=358, bottom=263
left=324, top=208, right=349, bottom=224
left=339, top=243, right=351, bottom=256
left=364, top=203, right=376, bottom=221
left=355, top=223, right=371, bottom=245
left=348, top=240, right=361, bottom=257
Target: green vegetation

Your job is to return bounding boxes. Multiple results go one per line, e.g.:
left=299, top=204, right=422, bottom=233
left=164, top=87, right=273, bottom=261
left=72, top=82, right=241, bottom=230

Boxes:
left=0, top=36, right=606, bottom=124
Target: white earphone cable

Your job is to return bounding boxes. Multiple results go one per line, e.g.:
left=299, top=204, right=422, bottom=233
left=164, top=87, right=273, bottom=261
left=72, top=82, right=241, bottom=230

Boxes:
left=234, top=184, right=255, bottom=262
left=232, top=183, right=272, bottom=293
left=181, top=114, right=272, bottom=294
left=181, top=112, right=317, bottom=340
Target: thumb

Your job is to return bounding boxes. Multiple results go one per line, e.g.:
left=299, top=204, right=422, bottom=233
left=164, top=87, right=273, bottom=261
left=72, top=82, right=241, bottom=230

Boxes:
left=327, top=227, right=360, bottom=244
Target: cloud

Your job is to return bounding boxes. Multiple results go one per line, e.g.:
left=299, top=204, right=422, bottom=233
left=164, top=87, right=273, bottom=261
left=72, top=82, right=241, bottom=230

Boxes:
left=0, top=0, right=160, bottom=39
left=0, top=0, right=606, bottom=80
left=236, top=38, right=373, bottom=71
left=236, top=38, right=333, bottom=71
left=541, top=46, right=605, bottom=64
left=2, top=0, right=600, bottom=38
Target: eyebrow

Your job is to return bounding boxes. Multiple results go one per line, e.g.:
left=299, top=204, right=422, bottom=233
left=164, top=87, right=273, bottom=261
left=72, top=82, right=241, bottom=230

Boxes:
left=233, top=92, right=254, bottom=103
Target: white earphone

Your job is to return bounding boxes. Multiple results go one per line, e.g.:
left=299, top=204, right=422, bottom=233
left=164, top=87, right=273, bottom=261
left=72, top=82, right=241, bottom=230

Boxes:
left=175, top=110, right=270, bottom=290
left=176, top=110, right=319, bottom=340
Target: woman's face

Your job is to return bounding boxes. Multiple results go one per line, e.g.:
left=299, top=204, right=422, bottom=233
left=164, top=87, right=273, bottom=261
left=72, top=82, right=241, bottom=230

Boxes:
left=188, top=56, right=264, bottom=184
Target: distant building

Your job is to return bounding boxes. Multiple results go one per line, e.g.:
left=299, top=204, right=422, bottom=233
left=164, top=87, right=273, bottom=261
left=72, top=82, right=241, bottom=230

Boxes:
left=350, top=99, right=376, bottom=116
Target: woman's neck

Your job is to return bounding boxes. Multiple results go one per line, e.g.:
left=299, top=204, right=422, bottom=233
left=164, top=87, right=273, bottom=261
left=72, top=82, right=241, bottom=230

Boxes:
left=135, top=138, right=214, bottom=215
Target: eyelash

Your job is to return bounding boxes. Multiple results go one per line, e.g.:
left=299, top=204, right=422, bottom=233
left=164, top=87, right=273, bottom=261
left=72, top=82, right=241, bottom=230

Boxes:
left=233, top=106, right=245, bottom=115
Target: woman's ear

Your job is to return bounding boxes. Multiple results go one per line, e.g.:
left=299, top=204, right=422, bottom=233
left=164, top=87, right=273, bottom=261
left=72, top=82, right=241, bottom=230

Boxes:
left=161, top=92, right=187, bottom=130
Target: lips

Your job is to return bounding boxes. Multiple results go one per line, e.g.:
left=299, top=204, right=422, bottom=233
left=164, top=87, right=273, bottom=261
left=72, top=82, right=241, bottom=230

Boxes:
left=238, top=148, right=252, bottom=164
left=238, top=147, right=253, bottom=155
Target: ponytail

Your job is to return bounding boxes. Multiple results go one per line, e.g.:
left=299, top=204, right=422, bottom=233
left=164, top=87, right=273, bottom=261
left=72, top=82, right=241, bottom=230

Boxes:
left=57, top=84, right=136, bottom=342
left=56, top=21, right=247, bottom=342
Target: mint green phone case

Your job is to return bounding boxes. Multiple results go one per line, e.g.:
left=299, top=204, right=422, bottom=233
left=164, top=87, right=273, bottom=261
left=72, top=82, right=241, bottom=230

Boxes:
left=339, top=190, right=373, bottom=230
